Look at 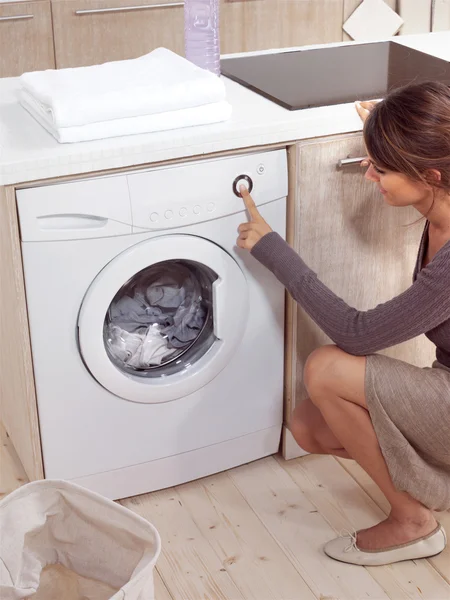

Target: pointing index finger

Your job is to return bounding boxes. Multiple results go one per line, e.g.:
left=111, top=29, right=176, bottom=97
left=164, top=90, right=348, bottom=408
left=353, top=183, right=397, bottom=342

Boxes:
left=240, top=185, right=260, bottom=221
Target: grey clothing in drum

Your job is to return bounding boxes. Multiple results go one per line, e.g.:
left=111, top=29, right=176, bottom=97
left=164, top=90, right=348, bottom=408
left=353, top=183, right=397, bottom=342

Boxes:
left=106, top=264, right=207, bottom=369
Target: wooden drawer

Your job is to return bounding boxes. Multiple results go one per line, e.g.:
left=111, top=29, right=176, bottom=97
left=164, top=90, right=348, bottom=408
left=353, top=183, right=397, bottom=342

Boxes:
left=51, top=0, right=185, bottom=68
left=0, top=1, right=55, bottom=77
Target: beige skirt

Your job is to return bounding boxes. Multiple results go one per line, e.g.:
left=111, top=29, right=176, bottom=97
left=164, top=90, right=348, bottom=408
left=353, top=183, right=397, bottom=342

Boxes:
left=365, top=355, right=450, bottom=511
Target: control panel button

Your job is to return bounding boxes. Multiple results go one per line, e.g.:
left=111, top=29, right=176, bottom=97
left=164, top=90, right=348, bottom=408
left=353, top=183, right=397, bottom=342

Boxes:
left=165, top=210, right=173, bottom=220
left=207, top=202, right=216, bottom=213
left=179, top=207, right=188, bottom=217
left=193, top=205, right=201, bottom=215
left=150, top=212, right=159, bottom=223
left=257, top=164, right=265, bottom=175
left=232, top=174, right=254, bottom=197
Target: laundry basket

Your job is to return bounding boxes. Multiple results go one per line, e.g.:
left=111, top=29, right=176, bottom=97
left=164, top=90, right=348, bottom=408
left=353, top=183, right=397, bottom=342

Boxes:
left=0, top=480, right=161, bottom=600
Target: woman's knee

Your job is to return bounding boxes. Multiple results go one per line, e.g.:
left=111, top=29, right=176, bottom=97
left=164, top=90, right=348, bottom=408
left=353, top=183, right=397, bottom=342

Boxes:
left=304, top=345, right=368, bottom=409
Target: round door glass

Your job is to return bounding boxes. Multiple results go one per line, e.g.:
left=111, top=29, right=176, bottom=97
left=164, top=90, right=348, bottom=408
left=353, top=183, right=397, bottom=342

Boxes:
left=103, top=260, right=217, bottom=378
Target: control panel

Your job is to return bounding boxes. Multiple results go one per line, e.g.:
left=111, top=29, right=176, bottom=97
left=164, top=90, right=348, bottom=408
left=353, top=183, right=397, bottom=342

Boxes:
left=16, top=149, right=288, bottom=241
left=127, top=149, right=287, bottom=232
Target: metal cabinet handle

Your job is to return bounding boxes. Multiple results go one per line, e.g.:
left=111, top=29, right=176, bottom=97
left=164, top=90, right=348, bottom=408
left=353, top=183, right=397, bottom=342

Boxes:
left=75, top=2, right=184, bottom=15
left=0, top=14, right=34, bottom=21
left=337, top=157, right=367, bottom=168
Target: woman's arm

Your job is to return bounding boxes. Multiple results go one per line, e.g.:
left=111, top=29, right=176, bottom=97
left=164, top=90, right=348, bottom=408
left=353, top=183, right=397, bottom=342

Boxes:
left=236, top=185, right=450, bottom=356
left=251, top=231, right=450, bottom=355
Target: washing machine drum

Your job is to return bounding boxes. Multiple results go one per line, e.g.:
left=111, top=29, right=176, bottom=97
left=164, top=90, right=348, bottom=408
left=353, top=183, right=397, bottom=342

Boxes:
left=78, top=235, right=248, bottom=403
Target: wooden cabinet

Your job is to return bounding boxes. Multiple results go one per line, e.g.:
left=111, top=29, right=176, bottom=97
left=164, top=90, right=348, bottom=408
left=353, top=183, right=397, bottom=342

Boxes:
left=2, top=0, right=402, bottom=75
left=51, top=0, right=185, bottom=68
left=0, top=1, right=55, bottom=78
left=220, top=0, right=344, bottom=54
left=52, top=0, right=346, bottom=69
left=432, top=0, right=450, bottom=31
left=2, top=0, right=423, bottom=75
left=283, top=134, right=435, bottom=458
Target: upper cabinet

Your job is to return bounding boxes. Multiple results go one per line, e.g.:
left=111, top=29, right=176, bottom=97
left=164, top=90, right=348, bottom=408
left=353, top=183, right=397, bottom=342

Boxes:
left=1, top=0, right=348, bottom=76
left=51, top=0, right=185, bottom=68
left=0, top=0, right=443, bottom=76
left=0, top=1, right=55, bottom=78
left=432, top=0, right=450, bottom=31
left=52, top=0, right=345, bottom=69
left=220, top=0, right=344, bottom=54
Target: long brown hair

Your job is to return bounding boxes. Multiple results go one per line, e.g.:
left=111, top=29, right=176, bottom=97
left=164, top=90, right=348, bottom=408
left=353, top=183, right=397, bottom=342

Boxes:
left=363, top=81, right=450, bottom=194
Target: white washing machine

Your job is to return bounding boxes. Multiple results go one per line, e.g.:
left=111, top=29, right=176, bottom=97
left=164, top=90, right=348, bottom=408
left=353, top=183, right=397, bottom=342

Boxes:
left=17, top=149, right=287, bottom=500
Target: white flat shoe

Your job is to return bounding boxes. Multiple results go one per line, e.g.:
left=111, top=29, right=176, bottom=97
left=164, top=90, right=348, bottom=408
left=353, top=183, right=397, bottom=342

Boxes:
left=324, top=524, right=447, bottom=566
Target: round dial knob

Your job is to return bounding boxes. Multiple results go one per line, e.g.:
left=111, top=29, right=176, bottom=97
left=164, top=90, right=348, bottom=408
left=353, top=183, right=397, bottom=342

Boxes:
left=232, top=174, right=253, bottom=197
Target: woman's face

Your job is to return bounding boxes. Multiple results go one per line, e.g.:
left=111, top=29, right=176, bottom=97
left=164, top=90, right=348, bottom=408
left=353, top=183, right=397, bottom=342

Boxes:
left=364, top=158, right=432, bottom=208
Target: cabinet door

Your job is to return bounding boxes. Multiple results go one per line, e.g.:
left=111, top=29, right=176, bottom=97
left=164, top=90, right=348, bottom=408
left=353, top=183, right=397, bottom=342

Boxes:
left=220, top=0, right=344, bottom=54
left=0, top=1, right=55, bottom=77
left=284, top=135, right=435, bottom=458
left=432, top=0, right=450, bottom=31
left=51, top=0, right=184, bottom=68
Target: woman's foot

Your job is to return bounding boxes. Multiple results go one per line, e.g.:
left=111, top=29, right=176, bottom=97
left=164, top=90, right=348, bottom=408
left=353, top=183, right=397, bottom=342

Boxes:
left=356, top=510, right=438, bottom=550
left=324, top=522, right=446, bottom=566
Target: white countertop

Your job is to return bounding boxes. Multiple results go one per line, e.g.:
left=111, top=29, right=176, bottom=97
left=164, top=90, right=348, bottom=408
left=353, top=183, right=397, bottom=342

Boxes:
left=0, top=31, right=449, bottom=186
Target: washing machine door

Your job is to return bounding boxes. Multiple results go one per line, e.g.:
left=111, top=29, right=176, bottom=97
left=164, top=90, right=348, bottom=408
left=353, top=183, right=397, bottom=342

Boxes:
left=78, top=234, right=248, bottom=403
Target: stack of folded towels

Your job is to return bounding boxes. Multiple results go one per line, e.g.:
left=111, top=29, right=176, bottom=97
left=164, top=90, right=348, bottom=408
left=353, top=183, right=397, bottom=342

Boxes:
left=19, top=47, right=232, bottom=144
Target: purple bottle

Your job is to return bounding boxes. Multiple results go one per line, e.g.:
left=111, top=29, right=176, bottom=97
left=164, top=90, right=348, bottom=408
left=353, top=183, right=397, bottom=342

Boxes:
left=184, top=0, right=221, bottom=76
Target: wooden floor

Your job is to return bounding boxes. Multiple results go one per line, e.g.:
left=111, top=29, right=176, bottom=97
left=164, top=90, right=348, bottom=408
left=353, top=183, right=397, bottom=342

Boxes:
left=1, top=423, right=450, bottom=600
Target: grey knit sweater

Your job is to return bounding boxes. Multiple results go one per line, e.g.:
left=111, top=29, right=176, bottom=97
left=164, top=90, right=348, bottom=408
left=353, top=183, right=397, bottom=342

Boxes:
left=251, top=222, right=450, bottom=367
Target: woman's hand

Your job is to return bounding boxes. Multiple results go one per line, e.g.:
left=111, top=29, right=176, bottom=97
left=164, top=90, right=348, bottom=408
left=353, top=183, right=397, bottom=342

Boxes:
left=237, top=185, right=272, bottom=251
left=355, top=100, right=378, bottom=168
left=355, top=100, right=378, bottom=123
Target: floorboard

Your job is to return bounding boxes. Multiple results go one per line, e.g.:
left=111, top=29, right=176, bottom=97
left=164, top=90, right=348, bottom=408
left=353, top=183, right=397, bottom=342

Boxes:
left=230, top=456, right=391, bottom=600
left=154, top=569, right=175, bottom=600
left=172, top=469, right=316, bottom=599
left=122, top=487, right=245, bottom=600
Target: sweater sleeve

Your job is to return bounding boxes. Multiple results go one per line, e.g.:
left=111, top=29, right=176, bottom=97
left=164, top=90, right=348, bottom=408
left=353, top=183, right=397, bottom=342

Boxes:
left=251, top=232, right=450, bottom=355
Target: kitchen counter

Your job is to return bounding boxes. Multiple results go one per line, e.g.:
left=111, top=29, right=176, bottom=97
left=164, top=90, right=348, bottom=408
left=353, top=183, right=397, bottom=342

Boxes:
left=0, top=31, right=449, bottom=186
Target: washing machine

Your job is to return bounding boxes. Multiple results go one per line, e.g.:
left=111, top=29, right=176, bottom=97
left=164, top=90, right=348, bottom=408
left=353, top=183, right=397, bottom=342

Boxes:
left=16, top=149, right=288, bottom=500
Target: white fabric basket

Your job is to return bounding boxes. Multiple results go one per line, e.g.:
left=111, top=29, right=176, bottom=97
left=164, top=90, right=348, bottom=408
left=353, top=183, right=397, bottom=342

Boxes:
left=0, top=480, right=161, bottom=600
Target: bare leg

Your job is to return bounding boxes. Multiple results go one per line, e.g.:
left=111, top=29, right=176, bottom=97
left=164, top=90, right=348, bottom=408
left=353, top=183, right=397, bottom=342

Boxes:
left=290, top=398, right=352, bottom=459
left=303, top=345, right=437, bottom=550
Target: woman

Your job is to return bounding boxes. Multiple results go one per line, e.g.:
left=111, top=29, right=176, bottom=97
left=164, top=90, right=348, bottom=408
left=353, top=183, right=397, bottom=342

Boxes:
left=237, top=81, right=450, bottom=566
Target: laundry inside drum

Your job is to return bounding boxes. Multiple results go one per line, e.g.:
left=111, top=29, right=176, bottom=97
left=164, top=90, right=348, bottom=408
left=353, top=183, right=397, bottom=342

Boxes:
left=104, top=260, right=217, bottom=377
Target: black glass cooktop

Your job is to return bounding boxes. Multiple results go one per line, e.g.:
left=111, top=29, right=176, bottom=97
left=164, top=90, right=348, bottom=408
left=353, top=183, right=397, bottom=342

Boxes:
left=221, top=41, right=450, bottom=110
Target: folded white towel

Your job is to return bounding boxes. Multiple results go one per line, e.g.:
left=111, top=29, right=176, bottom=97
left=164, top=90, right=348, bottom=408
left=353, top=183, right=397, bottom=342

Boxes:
left=19, top=47, right=226, bottom=129
left=20, top=90, right=232, bottom=143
